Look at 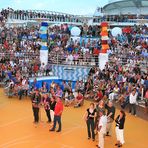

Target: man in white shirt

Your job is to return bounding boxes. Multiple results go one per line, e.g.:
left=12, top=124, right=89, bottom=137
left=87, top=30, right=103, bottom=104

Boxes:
left=19, top=76, right=27, bottom=100
left=97, top=111, right=107, bottom=148
left=129, top=88, right=138, bottom=116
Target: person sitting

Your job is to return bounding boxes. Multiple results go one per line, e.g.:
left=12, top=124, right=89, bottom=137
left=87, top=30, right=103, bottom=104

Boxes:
left=74, top=91, right=84, bottom=108
left=65, top=91, right=74, bottom=107
left=109, top=84, right=120, bottom=101
left=55, top=86, right=63, bottom=99
left=40, top=82, right=48, bottom=98
left=94, top=89, right=103, bottom=102
left=84, top=80, right=93, bottom=100
left=8, top=83, right=14, bottom=98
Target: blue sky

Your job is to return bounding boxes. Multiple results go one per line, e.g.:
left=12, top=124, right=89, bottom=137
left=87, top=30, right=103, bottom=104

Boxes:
left=0, top=0, right=108, bottom=15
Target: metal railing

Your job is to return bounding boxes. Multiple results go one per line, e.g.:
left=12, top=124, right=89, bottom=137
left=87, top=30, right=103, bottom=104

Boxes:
left=0, top=52, right=147, bottom=70
left=7, top=10, right=85, bottom=23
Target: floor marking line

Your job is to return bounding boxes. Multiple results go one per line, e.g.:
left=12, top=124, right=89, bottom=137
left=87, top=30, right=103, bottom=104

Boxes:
left=0, top=116, right=32, bottom=128
left=0, top=135, right=33, bottom=147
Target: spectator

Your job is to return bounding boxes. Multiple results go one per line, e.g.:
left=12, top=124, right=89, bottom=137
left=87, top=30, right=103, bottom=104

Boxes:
left=129, top=88, right=138, bottom=116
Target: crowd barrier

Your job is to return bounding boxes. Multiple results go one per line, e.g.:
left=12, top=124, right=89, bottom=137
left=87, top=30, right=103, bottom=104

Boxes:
left=0, top=52, right=147, bottom=68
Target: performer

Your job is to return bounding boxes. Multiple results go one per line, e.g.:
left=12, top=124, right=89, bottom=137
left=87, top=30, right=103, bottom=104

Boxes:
left=50, top=97, right=63, bottom=132
left=95, top=100, right=105, bottom=134
left=31, top=89, right=41, bottom=123
left=49, top=97, right=56, bottom=122
left=84, top=103, right=97, bottom=141
left=115, top=110, right=126, bottom=147
left=97, top=110, right=107, bottom=148
left=129, top=88, right=138, bottom=116
left=105, top=101, right=116, bottom=136
left=43, top=94, right=51, bottom=123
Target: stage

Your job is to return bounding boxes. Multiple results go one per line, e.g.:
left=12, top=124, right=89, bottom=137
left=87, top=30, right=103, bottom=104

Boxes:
left=0, top=88, right=148, bottom=148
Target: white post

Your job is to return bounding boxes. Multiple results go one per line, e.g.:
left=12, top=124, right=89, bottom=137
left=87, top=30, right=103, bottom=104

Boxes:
left=141, top=87, right=144, bottom=100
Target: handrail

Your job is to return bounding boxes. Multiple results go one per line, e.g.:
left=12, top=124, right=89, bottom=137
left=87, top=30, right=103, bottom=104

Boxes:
left=0, top=52, right=147, bottom=70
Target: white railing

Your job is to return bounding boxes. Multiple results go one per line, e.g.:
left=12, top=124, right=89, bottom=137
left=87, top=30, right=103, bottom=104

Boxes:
left=0, top=52, right=147, bottom=71
left=7, top=10, right=85, bottom=23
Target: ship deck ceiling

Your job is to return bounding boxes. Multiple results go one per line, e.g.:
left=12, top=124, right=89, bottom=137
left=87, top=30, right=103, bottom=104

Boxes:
left=103, top=0, right=148, bottom=10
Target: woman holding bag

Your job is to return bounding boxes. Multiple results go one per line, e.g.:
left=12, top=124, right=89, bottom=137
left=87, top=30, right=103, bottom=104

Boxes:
left=84, top=103, right=97, bottom=141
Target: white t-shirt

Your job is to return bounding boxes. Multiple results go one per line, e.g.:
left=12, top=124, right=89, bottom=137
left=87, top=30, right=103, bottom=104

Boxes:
left=67, top=54, right=73, bottom=61
left=129, top=92, right=138, bottom=104
left=81, top=47, right=89, bottom=53
left=22, top=79, right=26, bottom=86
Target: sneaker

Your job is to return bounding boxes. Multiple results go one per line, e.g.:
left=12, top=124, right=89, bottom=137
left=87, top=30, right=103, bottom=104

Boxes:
left=118, top=144, right=122, bottom=147
left=106, top=132, right=111, bottom=136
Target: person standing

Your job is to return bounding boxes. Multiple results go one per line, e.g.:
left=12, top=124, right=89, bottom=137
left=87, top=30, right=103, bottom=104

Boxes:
left=43, top=94, right=51, bottom=123
left=144, top=90, right=148, bottom=113
left=49, top=97, right=56, bottom=122
left=129, top=88, right=138, bottom=116
left=18, top=76, right=27, bottom=100
left=97, top=110, right=107, bottom=148
left=105, top=101, right=116, bottom=136
left=50, top=97, right=63, bottom=132
left=31, top=89, right=41, bottom=123
left=84, top=103, right=97, bottom=141
left=95, top=100, right=105, bottom=134
left=115, top=110, right=126, bottom=147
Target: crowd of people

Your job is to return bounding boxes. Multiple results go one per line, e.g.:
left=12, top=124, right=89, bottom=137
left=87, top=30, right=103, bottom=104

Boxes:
left=0, top=6, right=147, bottom=105
left=2, top=7, right=82, bottom=23
left=2, top=8, right=148, bottom=24
left=93, top=14, right=148, bottom=23
left=0, top=7, right=148, bottom=148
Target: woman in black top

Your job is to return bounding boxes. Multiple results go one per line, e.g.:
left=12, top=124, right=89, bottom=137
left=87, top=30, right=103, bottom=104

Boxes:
left=49, top=97, right=56, bottom=122
left=84, top=103, right=97, bottom=141
left=31, top=89, right=41, bottom=123
left=43, top=94, right=51, bottom=123
left=115, top=110, right=126, bottom=147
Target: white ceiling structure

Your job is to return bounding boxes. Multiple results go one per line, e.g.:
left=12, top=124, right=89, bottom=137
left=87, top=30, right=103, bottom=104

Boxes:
left=103, top=0, right=148, bottom=15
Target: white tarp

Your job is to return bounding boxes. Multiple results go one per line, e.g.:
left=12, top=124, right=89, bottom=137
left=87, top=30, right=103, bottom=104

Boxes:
left=40, top=50, right=48, bottom=66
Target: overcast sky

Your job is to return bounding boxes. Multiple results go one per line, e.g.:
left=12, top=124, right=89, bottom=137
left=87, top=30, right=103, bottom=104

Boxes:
left=0, top=0, right=109, bottom=15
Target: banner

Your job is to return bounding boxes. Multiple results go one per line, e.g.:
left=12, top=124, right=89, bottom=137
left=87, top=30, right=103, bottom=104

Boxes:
left=99, top=53, right=108, bottom=70
left=40, top=50, right=48, bottom=66
left=39, top=22, right=48, bottom=66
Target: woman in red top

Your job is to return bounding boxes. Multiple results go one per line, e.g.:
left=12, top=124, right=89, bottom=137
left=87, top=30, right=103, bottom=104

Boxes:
left=74, top=91, right=84, bottom=108
left=33, top=64, right=39, bottom=75
left=95, top=89, right=103, bottom=102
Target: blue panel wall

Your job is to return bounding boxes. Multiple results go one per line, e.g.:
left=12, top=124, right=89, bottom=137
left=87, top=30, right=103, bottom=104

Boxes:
left=52, top=65, right=90, bottom=81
